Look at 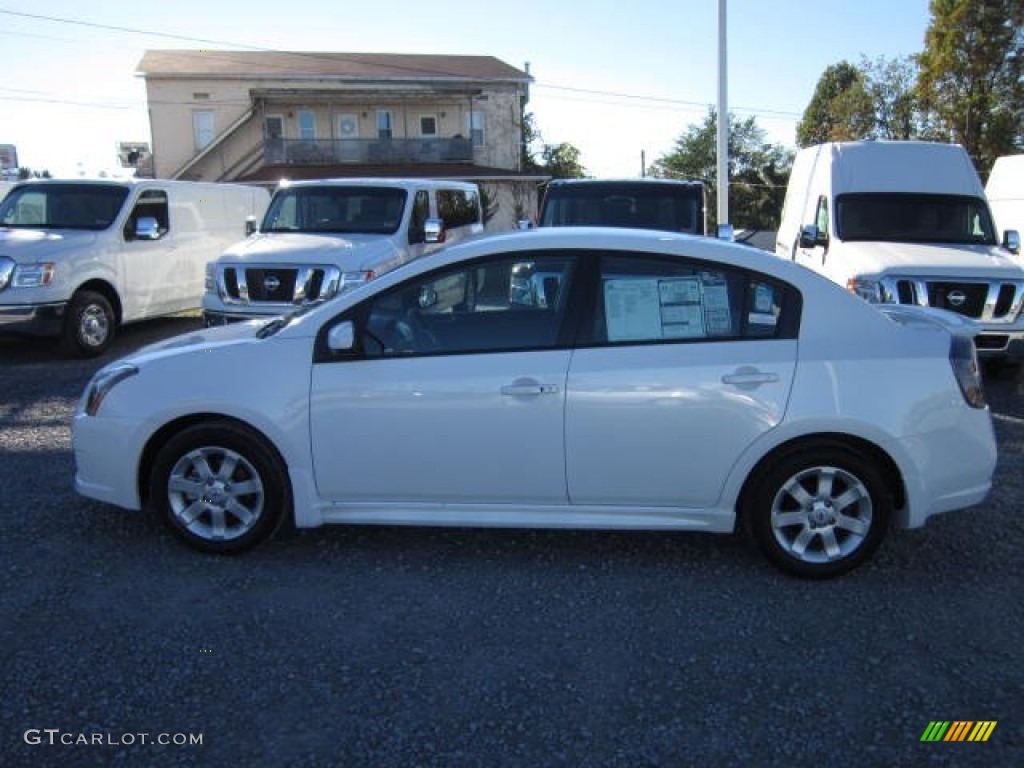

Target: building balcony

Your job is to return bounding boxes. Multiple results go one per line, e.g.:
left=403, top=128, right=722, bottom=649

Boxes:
left=265, top=137, right=474, bottom=165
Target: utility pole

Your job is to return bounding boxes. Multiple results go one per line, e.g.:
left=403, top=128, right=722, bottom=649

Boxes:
left=716, top=0, right=732, bottom=240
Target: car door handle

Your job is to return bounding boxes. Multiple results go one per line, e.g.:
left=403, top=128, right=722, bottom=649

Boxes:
left=721, top=369, right=779, bottom=388
left=500, top=382, right=560, bottom=396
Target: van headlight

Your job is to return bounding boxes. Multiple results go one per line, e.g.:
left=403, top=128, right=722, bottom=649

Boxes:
left=84, top=363, right=138, bottom=416
left=13, top=262, right=56, bottom=287
left=846, top=277, right=884, bottom=303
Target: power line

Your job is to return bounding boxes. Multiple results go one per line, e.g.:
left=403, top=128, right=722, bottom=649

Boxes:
left=0, top=7, right=804, bottom=125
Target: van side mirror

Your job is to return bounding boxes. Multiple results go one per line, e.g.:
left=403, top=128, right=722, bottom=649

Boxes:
left=245, top=216, right=258, bottom=236
left=799, top=224, right=826, bottom=249
left=327, top=321, right=355, bottom=352
left=516, top=219, right=534, bottom=230
left=134, top=216, right=161, bottom=240
left=424, top=217, right=446, bottom=244
left=1003, top=229, right=1020, bottom=255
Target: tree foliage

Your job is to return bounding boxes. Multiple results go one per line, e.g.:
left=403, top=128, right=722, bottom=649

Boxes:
left=860, top=55, right=919, bottom=140
left=521, top=111, right=586, bottom=179
left=796, top=61, right=876, bottom=147
left=649, top=108, right=792, bottom=230
left=916, top=0, right=1024, bottom=173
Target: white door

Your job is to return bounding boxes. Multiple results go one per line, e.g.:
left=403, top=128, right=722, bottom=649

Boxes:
left=336, top=113, right=359, bottom=161
left=310, top=253, right=578, bottom=504
left=565, top=253, right=799, bottom=508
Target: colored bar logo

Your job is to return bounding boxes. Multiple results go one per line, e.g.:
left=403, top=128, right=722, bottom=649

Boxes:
left=921, top=721, right=997, bottom=742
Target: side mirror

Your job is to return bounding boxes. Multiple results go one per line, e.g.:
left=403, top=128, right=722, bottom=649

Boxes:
left=516, top=219, right=534, bottom=230
left=327, top=321, right=355, bottom=352
left=134, top=216, right=161, bottom=240
left=717, top=223, right=734, bottom=241
left=799, top=224, right=825, bottom=249
left=424, top=217, right=446, bottom=244
left=245, top=216, right=258, bottom=236
left=1003, top=229, right=1020, bottom=255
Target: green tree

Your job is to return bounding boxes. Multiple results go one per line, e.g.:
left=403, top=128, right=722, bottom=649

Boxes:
left=796, top=61, right=876, bottom=147
left=860, top=55, right=920, bottom=140
left=521, top=111, right=586, bottom=178
left=649, top=108, right=792, bottom=230
left=916, top=0, right=1024, bottom=174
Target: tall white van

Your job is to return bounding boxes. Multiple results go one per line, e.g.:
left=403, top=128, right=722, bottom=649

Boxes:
left=202, top=178, right=484, bottom=325
left=986, top=154, right=1024, bottom=244
left=776, top=140, right=1024, bottom=361
left=0, top=179, right=269, bottom=356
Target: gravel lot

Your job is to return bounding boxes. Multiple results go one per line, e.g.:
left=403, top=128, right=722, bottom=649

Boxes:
left=1, top=316, right=1021, bottom=767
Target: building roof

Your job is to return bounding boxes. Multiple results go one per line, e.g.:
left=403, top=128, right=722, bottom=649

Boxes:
left=237, top=163, right=548, bottom=185
left=137, top=50, right=531, bottom=83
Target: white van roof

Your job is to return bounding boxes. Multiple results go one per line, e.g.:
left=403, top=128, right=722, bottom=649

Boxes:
left=816, top=141, right=984, bottom=197
left=985, top=155, right=1024, bottom=201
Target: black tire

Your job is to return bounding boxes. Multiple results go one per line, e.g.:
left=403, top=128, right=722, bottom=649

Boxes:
left=149, top=421, right=290, bottom=554
left=744, top=445, right=891, bottom=579
left=63, top=290, right=115, bottom=357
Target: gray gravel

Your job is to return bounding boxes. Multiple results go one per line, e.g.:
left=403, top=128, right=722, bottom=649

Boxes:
left=1, top=318, right=1021, bottom=767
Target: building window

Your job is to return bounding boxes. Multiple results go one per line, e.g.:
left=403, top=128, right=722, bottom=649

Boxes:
left=297, top=110, right=316, bottom=140
left=469, top=112, right=485, bottom=147
left=376, top=110, right=393, bottom=139
left=419, top=115, right=438, bottom=138
left=193, top=111, right=215, bottom=150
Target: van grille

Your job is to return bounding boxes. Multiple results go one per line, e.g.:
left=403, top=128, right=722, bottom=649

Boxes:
left=216, top=265, right=341, bottom=306
left=883, top=277, right=1024, bottom=322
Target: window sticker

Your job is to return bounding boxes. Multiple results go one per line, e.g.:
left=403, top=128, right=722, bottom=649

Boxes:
left=605, top=279, right=663, bottom=341
left=604, top=272, right=735, bottom=341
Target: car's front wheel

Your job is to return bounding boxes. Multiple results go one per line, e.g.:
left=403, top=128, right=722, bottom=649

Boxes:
left=149, top=421, right=290, bottom=553
left=745, top=446, right=891, bottom=578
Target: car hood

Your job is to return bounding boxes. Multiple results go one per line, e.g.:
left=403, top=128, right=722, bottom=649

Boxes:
left=114, top=317, right=293, bottom=368
left=0, top=228, right=99, bottom=261
left=839, top=240, right=1024, bottom=279
left=219, top=232, right=400, bottom=270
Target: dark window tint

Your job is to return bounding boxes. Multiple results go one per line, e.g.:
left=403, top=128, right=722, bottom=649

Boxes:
left=837, top=193, right=997, bottom=245
left=408, top=190, right=430, bottom=244
left=437, top=188, right=481, bottom=229
left=262, top=186, right=406, bottom=235
left=360, top=254, right=576, bottom=357
left=588, top=254, right=798, bottom=344
left=0, top=184, right=129, bottom=231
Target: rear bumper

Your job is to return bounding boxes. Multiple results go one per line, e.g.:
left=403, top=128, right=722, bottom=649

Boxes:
left=0, top=302, right=67, bottom=337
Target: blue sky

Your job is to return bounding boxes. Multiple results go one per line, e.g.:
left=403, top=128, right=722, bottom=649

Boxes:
left=0, top=0, right=933, bottom=177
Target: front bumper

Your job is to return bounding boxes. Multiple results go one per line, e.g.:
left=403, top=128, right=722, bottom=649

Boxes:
left=0, top=302, right=67, bottom=337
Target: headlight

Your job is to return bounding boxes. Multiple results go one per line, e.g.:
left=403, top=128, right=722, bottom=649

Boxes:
left=338, top=270, right=374, bottom=295
left=13, top=262, right=56, bottom=287
left=846, top=277, right=884, bottom=303
left=84, top=363, right=138, bottom=416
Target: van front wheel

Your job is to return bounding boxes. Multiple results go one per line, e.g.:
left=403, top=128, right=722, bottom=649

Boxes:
left=63, top=290, right=114, bottom=357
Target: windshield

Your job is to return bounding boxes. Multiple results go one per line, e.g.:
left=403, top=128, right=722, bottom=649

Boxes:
left=0, top=184, right=129, bottom=231
left=262, top=186, right=407, bottom=235
left=540, top=184, right=705, bottom=234
left=836, top=193, right=997, bottom=245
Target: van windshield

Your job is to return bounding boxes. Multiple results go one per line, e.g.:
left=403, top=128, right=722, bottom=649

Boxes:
left=540, top=183, right=705, bottom=234
left=836, top=193, right=997, bottom=245
left=262, top=187, right=407, bottom=235
left=0, top=184, right=130, bottom=231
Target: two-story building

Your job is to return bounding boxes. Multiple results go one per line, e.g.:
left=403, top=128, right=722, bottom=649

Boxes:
left=136, top=50, right=546, bottom=230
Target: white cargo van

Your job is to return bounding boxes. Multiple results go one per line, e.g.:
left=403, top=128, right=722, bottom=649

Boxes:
left=0, top=179, right=269, bottom=356
left=986, top=154, right=1024, bottom=245
left=202, top=178, right=483, bottom=324
left=776, top=140, right=1024, bottom=361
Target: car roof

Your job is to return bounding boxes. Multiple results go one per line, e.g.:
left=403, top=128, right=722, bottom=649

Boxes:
left=277, top=178, right=478, bottom=191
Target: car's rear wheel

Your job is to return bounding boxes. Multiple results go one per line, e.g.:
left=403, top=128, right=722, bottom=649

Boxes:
left=149, top=421, right=289, bottom=553
left=745, top=446, right=891, bottom=578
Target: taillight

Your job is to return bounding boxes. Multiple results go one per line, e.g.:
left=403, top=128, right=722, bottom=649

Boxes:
left=950, top=335, right=986, bottom=408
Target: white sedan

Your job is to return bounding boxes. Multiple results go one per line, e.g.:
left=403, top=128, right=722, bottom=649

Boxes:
left=73, top=228, right=996, bottom=578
